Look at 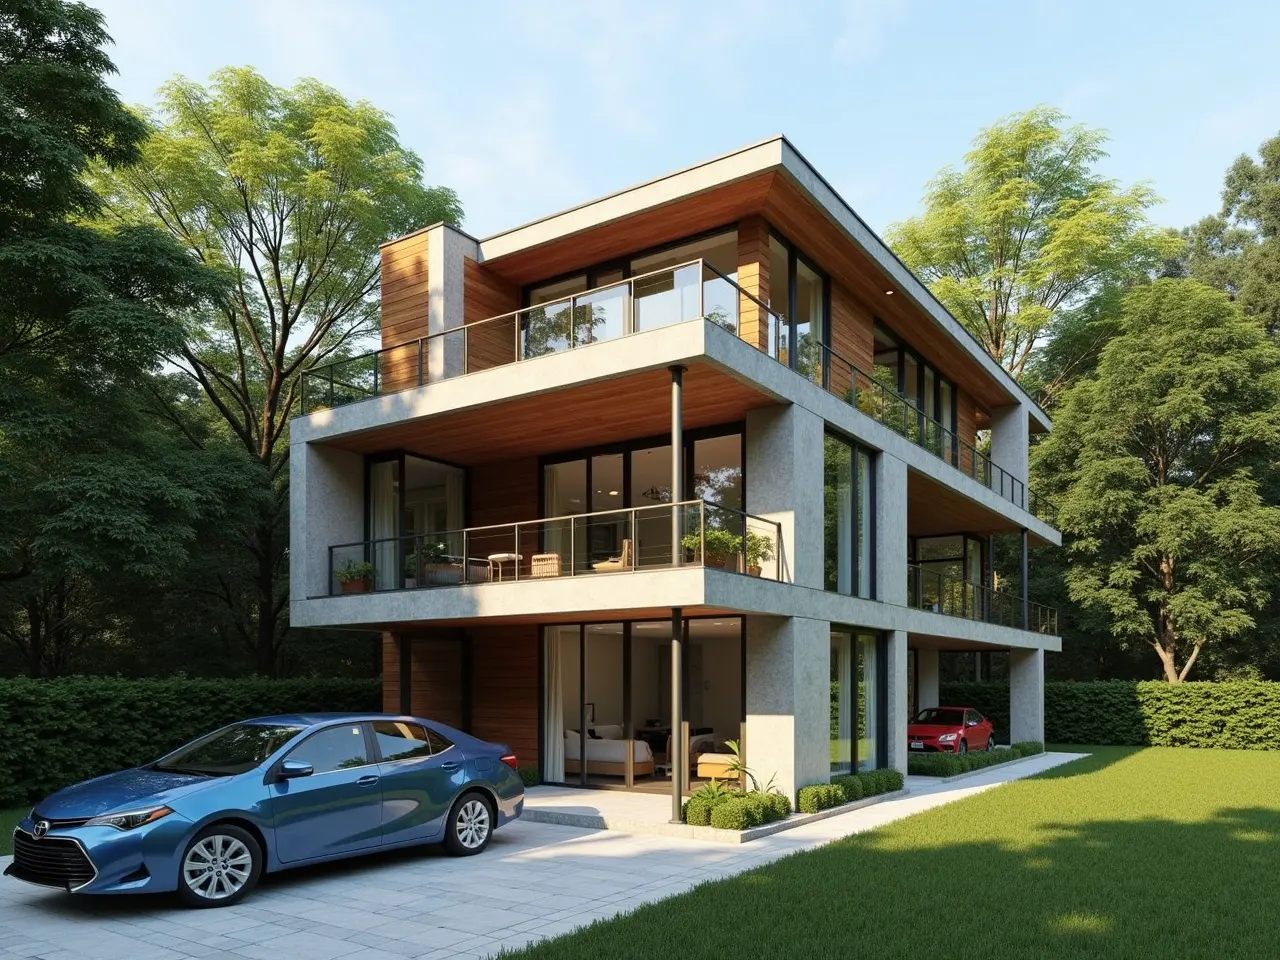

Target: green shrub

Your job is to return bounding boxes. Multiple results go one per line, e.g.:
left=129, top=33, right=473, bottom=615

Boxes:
left=0, top=677, right=380, bottom=806
left=1011, top=741, right=1045, bottom=758
left=939, top=679, right=1280, bottom=749
left=831, top=774, right=863, bottom=803
left=797, top=783, right=844, bottom=814
left=879, top=769, right=905, bottom=792
left=764, top=791, right=791, bottom=820
left=518, top=765, right=540, bottom=787
left=709, top=796, right=754, bottom=830
left=907, top=743, right=1044, bottom=778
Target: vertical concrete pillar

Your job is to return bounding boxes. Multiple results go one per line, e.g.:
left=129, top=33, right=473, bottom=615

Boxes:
left=885, top=630, right=909, bottom=774
left=874, top=454, right=908, bottom=605
left=745, top=405, right=824, bottom=588
left=917, top=646, right=940, bottom=711
left=745, top=616, right=829, bottom=800
left=426, top=223, right=477, bottom=381
left=289, top=440, right=364, bottom=609
left=1009, top=647, right=1045, bottom=744
left=989, top=403, right=1030, bottom=505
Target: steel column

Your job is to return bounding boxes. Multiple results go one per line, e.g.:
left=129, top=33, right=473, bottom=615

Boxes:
left=670, top=365, right=685, bottom=566
left=670, top=606, right=683, bottom=823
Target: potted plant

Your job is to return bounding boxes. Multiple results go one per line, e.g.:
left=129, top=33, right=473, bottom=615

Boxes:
left=335, top=560, right=374, bottom=594
left=410, top=540, right=457, bottom=585
left=682, top=527, right=742, bottom=569
left=744, top=531, right=774, bottom=577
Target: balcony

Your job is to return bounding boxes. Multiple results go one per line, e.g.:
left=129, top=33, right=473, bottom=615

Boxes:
left=298, top=258, right=1058, bottom=527
left=907, top=563, right=1058, bottom=635
left=323, top=500, right=783, bottom=598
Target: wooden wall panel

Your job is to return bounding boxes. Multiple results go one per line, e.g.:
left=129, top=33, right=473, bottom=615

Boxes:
left=380, top=231, right=429, bottom=392
left=463, top=258, right=520, bottom=373
left=381, top=631, right=464, bottom=726
left=467, top=625, right=540, bottom=769
left=955, top=387, right=979, bottom=475
left=736, top=215, right=771, bottom=351
left=468, top=457, right=540, bottom=576
left=828, top=279, right=875, bottom=401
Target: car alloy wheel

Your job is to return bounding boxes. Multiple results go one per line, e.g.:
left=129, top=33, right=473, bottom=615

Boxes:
left=178, top=825, right=261, bottom=907
left=987, top=735, right=996, bottom=752
left=456, top=798, right=491, bottom=850
left=958, top=740, right=967, bottom=755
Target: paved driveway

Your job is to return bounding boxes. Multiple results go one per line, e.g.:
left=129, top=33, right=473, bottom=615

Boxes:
left=0, top=753, right=1082, bottom=960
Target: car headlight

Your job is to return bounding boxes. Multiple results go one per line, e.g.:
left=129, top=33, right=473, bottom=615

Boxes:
left=86, top=806, right=174, bottom=831
left=937, top=733, right=958, bottom=742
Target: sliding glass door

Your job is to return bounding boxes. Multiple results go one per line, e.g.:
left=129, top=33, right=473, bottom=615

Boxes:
left=824, top=434, right=874, bottom=599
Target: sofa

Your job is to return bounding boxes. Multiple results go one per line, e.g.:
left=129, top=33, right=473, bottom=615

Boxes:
left=564, top=725, right=655, bottom=777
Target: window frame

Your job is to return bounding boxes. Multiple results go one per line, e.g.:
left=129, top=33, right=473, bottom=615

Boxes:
left=823, top=430, right=876, bottom=600
left=769, top=228, right=831, bottom=377
left=872, top=320, right=959, bottom=451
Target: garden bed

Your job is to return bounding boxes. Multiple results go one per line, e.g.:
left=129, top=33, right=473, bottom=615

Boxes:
left=907, top=741, right=1044, bottom=778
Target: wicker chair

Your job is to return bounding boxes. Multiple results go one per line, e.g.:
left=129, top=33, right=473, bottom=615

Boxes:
left=592, top=538, right=632, bottom=573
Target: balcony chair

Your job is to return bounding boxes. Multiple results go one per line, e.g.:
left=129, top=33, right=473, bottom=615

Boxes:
left=592, top=538, right=632, bottom=573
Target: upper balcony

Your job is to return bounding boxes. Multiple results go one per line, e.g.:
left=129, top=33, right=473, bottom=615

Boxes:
left=298, top=259, right=1059, bottom=528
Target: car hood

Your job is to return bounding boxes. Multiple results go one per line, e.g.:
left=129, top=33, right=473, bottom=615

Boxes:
left=907, top=724, right=962, bottom=737
left=36, top=767, right=225, bottom=819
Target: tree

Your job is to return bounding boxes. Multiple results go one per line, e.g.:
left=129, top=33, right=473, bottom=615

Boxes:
left=0, top=0, right=257, bottom=676
left=887, top=107, right=1177, bottom=395
left=1034, top=279, right=1280, bottom=681
left=92, top=67, right=463, bottom=674
left=1182, top=132, right=1280, bottom=334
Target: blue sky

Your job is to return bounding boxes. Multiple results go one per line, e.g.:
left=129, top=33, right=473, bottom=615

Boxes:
left=91, top=0, right=1280, bottom=239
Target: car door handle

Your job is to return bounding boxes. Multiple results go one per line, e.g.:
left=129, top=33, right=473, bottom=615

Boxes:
left=439, top=762, right=460, bottom=772
left=356, top=775, right=380, bottom=787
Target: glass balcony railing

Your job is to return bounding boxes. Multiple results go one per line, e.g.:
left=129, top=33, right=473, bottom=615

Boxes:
left=325, top=499, right=783, bottom=597
left=907, top=563, right=1058, bottom=634
left=297, top=256, right=1058, bottom=527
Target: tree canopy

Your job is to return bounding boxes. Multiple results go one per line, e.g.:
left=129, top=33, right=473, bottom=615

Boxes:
left=887, top=107, right=1177, bottom=396
left=1034, top=279, right=1280, bottom=681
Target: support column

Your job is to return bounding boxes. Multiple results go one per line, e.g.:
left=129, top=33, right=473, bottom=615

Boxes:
left=670, top=607, right=684, bottom=823
left=989, top=403, right=1030, bottom=506
left=1009, top=647, right=1045, bottom=743
left=670, top=365, right=685, bottom=567
left=874, top=455, right=908, bottom=605
left=397, top=635, right=412, bottom=715
left=885, top=630, right=909, bottom=774
left=745, top=405, right=824, bottom=587
left=745, top=616, right=828, bottom=802
left=1020, top=528, right=1029, bottom=630
left=425, top=223, right=476, bottom=381
left=916, top=646, right=940, bottom=711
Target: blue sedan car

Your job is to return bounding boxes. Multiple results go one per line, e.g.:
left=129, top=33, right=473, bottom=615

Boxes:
left=5, top=713, right=524, bottom=907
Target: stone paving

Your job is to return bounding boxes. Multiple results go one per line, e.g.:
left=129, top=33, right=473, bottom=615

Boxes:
left=0, top=752, right=1084, bottom=960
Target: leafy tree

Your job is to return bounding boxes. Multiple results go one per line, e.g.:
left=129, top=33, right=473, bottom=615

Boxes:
left=0, top=0, right=257, bottom=675
left=1035, top=279, right=1280, bottom=681
left=887, top=107, right=1177, bottom=395
left=1182, top=132, right=1280, bottom=334
left=91, top=67, right=462, bottom=674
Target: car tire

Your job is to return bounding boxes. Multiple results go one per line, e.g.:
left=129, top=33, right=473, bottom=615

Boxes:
left=443, top=792, right=494, bottom=857
left=987, top=735, right=996, bottom=752
left=958, top=740, right=968, bottom=755
left=176, top=824, right=262, bottom=908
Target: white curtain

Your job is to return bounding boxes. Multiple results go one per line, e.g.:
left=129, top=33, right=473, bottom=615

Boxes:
left=833, top=633, right=853, bottom=773
left=859, top=635, right=879, bottom=771
left=370, top=461, right=398, bottom=590
left=543, top=631, right=565, bottom=783
left=543, top=467, right=566, bottom=567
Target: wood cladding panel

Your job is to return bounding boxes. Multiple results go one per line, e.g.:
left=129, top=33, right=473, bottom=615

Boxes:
left=736, top=215, right=771, bottom=351
left=481, top=173, right=776, bottom=286
left=468, top=458, right=540, bottom=576
left=329, top=364, right=773, bottom=466
left=828, top=280, right=875, bottom=401
left=380, top=232, right=429, bottom=350
left=381, top=631, right=464, bottom=726
left=467, top=625, right=540, bottom=769
left=463, top=259, right=521, bottom=373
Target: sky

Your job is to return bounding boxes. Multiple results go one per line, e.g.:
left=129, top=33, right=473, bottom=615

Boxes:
left=88, top=0, right=1280, bottom=240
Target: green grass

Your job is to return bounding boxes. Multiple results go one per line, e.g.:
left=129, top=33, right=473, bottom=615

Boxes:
left=0, top=808, right=25, bottom=856
left=502, top=747, right=1280, bottom=959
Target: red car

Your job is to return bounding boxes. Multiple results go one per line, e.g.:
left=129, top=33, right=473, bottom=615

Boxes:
left=908, top=706, right=995, bottom=754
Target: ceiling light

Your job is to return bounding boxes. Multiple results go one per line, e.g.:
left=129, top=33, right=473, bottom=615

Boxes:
left=608, top=490, right=619, bottom=496
left=885, top=290, right=894, bottom=295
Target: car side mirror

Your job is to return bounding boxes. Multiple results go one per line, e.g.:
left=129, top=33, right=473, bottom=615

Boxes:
left=278, top=759, right=314, bottom=780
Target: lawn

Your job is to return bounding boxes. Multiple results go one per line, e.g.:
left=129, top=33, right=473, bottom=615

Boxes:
left=0, top=808, right=24, bottom=856
left=503, top=747, right=1280, bottom=959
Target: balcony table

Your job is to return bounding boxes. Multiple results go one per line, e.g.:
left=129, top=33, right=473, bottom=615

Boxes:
left=487, top=553, right=522, bottom=582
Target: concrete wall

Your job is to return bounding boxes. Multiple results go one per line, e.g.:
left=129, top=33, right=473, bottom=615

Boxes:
left=989, top=403, right=1030, bottom=488
left=873, top=454, right=908, bottom=605
left=1009, top=647, right=1045, bottom=743
left=884, top=630, right=909, bottom=774
left=745, top=616, right=829, bottom=800
left=745, top=404, right=825, bottom=589
left=426, top=223, right=476, bottom=380
left=290, top=442, right=364, bottom=607
left=916, top=646, right=940, bottom=711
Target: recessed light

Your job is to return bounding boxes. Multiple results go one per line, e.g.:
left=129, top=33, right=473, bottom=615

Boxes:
left=608, top=490, right=619, bottom=496
left=885, top=290, right=894, bottom=295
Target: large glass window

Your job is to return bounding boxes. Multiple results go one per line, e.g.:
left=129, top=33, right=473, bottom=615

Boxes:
left=631, top=231, right=739, bottom=334
left=824, top=435, right=874, bottom=598
left=769, top=234, right=827, bottom=376
left=873, top=324, right=956, bottom=447
left=369, top=459, right=399, bottom=591
left=831, top=630, right=854, bottom=774
left=857, top=634, right=880, bottom=771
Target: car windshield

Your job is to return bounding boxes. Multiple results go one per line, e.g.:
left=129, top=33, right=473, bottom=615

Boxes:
left=913, top=709, right=964, bottom=726
left=155, top=723, right=306, bottom=777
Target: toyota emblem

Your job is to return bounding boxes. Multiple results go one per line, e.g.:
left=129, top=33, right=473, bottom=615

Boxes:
left=32, top=820, right=49, bottom=840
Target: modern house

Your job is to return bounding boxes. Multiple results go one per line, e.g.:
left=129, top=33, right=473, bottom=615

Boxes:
left=289, top=136, right=1060, bottom=811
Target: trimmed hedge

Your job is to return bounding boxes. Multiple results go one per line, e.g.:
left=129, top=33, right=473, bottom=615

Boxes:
left=908, top=741, right=1044, bottom=778
left=940, top=680, right=1280, bottom=749
left=684, top=788, right=790, bottom=829
left=798, top=768, right=905, bottom=814
left=0, top=677, right=381, bottom=806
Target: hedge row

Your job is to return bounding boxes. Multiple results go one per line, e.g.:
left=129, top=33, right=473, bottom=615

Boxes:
left=797, top=768, right=905, bottom=814
left=939, top=680, right=1280, bottom=749
left=0, top=677, right=381, bottom=807
left=907, top=741, right=1044, bottom=778
left=684, top=788, right=790, bottom=829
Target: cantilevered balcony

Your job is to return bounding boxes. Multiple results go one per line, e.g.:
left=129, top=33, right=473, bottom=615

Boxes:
left=322, top=500, right=783, bottom=599
left=907, top=563, right=1058, bottom=635
left=298, top=259, right=1058, bottom=527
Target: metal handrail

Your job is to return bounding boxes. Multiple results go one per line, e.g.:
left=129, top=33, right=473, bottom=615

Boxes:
left=327, top=498, right=784, bottom=595
left=906, top=562, right=1058, bottom=634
